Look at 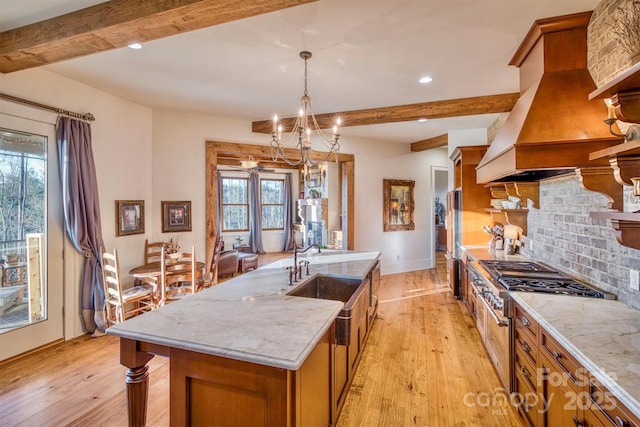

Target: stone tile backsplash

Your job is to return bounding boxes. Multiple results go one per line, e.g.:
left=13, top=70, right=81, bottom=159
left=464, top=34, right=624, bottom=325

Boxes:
left=521, top=174, right=640, bottom=310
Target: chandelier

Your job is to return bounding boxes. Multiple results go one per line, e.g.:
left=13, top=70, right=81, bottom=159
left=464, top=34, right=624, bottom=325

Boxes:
left=270, top=51, right=342, bottom=167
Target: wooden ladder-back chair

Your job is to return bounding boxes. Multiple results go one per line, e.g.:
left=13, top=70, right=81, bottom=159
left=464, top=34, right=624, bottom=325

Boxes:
left=144, top=239, right=167, bottom=265
left=102, top=248, right=155, bottom=325
left=160, top=245, right=202, bottom=305
left=205, top=235, right=225, bottom=287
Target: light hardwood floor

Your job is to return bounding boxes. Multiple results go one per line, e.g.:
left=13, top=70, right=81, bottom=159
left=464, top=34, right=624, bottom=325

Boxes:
left=0, top=252, right=522, bottom=426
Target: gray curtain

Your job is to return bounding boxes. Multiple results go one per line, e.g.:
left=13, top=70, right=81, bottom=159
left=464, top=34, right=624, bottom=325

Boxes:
left=248, top=171, right=265, bottom=254
left=217, top=171, right=223, bottom=234
left=57, top=117, right=106, bottom=334
left=282, top=173, right=295, bottom=251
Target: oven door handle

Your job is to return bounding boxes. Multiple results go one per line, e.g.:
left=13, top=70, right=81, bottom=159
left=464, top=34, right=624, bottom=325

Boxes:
left=476, top=291, right=509, bottom=327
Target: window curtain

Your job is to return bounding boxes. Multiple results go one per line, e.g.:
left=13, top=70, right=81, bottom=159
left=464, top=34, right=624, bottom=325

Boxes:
left=282, top=173, right=295, bottom=251
left=217, top=171, right=223, bottom=234
left=56, top=117, right=106, bottom=334
left=248, top=171, right=265, bottom=254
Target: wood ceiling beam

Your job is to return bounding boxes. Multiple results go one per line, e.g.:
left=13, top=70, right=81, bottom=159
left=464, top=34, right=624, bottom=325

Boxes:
left=411, top=134, right=448, bottom=152
left=252, top=92, right=519, bottom=133
left=0, top=0, right=318, bottom=74
left=210, top=141, right=354, bottom=164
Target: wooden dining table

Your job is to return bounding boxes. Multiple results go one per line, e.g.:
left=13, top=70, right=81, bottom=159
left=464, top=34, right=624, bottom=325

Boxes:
left=129, top=260, right=207, bottom=306
left=129, top=260, right=206, bottom=280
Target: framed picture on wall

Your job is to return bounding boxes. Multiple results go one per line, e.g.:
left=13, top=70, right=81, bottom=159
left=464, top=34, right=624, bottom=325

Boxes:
left=162, top=201, right=192, bottom=232
left=383, top=179, right=415, bottom=232
left=116, top=200, right=145, bottom=236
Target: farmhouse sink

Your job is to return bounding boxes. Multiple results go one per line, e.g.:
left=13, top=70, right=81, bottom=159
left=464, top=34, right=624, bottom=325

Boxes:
left=287, top=275, right=367, bottom=346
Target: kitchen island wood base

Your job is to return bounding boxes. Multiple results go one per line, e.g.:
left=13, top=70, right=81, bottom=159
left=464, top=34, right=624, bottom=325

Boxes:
left=119, top=328, right=332, bottom=427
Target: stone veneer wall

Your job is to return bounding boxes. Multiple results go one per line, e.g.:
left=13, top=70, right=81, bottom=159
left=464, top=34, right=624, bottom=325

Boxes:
left=588, top=0, right=639, bottom=86
left=521, top=176, right=640, bottom=310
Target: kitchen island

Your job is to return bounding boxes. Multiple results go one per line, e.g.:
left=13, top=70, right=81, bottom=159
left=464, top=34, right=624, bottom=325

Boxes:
left=107, top=250, right=380, bottom=426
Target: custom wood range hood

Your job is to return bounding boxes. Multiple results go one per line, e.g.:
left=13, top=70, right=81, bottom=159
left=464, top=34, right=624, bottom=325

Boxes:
left=476, top=12, right=623, bottom=184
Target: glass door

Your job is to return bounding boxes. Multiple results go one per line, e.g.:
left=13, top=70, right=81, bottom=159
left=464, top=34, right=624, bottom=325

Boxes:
left=0, top=115, right=64, bottom=360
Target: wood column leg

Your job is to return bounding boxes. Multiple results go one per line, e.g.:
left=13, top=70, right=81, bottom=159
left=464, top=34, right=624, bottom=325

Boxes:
left=126, top=364, right=150, bottom=427
left=120, top=338, right=154, bottom=427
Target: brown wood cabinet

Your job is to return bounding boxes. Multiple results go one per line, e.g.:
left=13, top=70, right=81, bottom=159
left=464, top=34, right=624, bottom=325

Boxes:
left=511, top=302, right=640, bottom=427
left=446, top=146, right=492, bottom=297
left=450, top=146, right=492, bottom=247
left=118, top=263, right=380, bottom=426
left=169, top=328, right=332, bottom=426
left=513, top=303, right=541, bottom=426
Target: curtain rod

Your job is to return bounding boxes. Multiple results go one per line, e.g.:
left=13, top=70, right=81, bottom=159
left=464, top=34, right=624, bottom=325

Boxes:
left=0, top=92, right=96, bottom=122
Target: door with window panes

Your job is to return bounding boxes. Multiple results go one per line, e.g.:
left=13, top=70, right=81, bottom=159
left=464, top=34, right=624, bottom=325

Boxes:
left=0, top=115, right=64, bottom=360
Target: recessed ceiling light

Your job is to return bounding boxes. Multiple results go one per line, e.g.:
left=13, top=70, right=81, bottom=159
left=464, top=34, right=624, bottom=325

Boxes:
left=418, top=118, right=428, bottom=122
left=419, top=76, right=433, bottom=84
left=128, top=43, right=142, bottom=49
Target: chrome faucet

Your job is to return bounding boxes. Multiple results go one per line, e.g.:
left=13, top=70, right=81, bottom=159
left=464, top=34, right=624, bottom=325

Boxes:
left=289, top=244, right=321, bottom=284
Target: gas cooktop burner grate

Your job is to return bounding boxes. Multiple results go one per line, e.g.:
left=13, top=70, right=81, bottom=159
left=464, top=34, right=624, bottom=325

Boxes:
left=498, top=277, right=606, bottom=298
left=478, top=260, right=557, bottom=274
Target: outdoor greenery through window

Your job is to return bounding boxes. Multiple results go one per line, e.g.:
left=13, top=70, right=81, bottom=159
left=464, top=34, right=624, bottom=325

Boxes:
left=221, top=177, right=248, bottom=231
left=261, top=179, right=284, bottom=230
left=0, top=128, right=47, bottom=331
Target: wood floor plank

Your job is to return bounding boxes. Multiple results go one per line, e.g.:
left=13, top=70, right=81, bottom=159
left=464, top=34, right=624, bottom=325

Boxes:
left=0, top=252, right=522, bottom=426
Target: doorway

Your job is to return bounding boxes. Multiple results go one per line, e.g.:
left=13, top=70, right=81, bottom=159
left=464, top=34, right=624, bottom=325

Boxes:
left=432, top=166, right=448, bottom=258
left=0, top=116, right=64, bottom=360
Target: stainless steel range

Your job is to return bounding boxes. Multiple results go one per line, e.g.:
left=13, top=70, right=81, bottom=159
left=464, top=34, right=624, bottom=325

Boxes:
left=466, top=258, right=613, bottom=392
left=478, top=260, right=612, bottom=300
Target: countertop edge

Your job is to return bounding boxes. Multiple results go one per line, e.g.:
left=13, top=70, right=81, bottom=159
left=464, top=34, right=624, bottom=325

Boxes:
left=107, top=250, right=381, bottom=371
left=107, top=302, right=343, bottom=371
left=510, top=293, right=640, bottom=420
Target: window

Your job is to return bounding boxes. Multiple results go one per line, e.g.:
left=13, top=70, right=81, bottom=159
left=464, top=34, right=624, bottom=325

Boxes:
left=261, top=179, right=284, bottom=230
left=221, top=177, right=248, bottom=231
left=0, top=128, right=47, bottom=332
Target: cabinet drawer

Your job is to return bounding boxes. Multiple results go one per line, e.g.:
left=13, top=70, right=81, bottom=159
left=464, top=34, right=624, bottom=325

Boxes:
left=540, top=330, right=584, bottom=391
left=588, top=378, right=640, bottom=427
left=514, top=326, right=538, bottom=367
left=514, top=303, right=538, bottom=343
left=514, top=345, right=537, bottom=392
left=513, top=364, right=539, bottom=427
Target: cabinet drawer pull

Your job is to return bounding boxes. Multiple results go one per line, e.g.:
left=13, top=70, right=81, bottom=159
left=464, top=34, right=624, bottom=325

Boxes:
left=520, top=366, right=531, bottom=379
left=573, top=416, right=584, bottom=427
left=521, top=316, right=531, bottom=327
left=552, top=350, right=562, bottom=359
left=522, top=340, right=531, bottom=353
left=616, top=416, right=630, bottom=427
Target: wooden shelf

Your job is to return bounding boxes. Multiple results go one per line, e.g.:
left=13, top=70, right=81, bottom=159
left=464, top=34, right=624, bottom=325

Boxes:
left=590, top=211, right=640, bottom=249
left=584, top=63, right=640, bottom=250
left=485, top=208, right=529, bottom=235
left=485, top=182, right=539, bottom=208
left=589, top=62, right=640, bottom=124
left=590, top=139, right=640, bottom=160
left=589, top=62, right=640, bottom=100
left=485, top=208, right=529, bottom=213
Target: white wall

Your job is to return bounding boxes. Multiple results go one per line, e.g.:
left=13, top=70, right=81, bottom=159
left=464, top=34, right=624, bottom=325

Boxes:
left=151, top=109, right=450, bottom=275
left=2, top=73, right=455, bottom=339
left=2, top=68, right=153, bottom=338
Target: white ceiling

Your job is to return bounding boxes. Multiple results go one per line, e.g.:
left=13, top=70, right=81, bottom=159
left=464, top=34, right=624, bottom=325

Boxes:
left=1, top=0, right=600, bottom=144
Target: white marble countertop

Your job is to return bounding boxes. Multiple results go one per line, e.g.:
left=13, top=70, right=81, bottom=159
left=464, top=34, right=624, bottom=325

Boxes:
left=512, top=293, right=640, bottom=419
left=107, top=251, right=380, bottom=371
left=462, top=245, right=640, bottom=419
